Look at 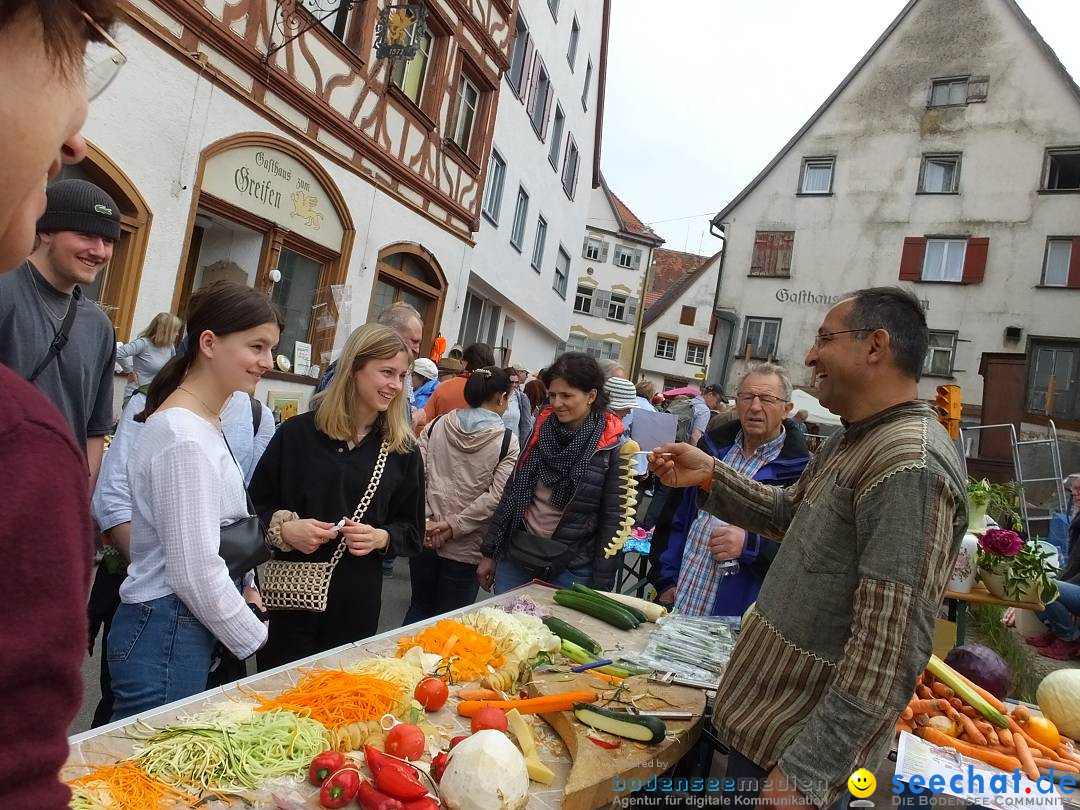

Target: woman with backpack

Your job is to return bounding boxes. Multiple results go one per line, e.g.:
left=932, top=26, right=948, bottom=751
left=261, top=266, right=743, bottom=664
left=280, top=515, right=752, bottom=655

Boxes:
left=403, top=367, right=520, bottom=623
left=107, top=282, right=280, bottom=720
left=478, top=353, right=625, bottom=594
left=250, top=323, right=425, bottom=670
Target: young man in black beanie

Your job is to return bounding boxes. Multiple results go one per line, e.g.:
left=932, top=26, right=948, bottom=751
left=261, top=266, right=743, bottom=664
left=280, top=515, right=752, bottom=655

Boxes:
left=0, top=178, right=121, bottom=491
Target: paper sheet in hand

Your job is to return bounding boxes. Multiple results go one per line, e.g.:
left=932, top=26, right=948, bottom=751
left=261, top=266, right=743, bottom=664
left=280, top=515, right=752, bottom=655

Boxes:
left=895, top=731, right=1066, bottom=810
left=629, top=409, right=677, bottom=454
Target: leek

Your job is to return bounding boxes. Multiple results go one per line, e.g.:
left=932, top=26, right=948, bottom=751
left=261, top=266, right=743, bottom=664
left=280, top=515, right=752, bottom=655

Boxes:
left=926, top=655, right=1009, bottom=728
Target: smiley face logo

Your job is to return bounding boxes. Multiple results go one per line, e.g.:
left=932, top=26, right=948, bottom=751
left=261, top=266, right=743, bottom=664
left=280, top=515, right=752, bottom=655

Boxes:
left=848, top=768, right=876, bottom=798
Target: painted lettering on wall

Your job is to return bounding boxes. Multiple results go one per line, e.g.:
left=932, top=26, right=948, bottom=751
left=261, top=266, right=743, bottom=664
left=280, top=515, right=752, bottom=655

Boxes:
left=234, top=165, right=283, bottom=209
left=775, top=288, right=930, bottom=311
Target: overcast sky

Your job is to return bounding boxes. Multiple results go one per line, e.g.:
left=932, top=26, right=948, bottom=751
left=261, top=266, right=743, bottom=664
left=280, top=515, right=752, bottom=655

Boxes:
left=600, top=0, right=1080, bottom=255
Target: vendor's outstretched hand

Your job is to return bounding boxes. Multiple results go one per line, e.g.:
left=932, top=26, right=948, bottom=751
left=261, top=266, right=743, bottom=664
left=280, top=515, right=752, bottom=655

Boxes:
left=648, top=443, right=714, bottom=489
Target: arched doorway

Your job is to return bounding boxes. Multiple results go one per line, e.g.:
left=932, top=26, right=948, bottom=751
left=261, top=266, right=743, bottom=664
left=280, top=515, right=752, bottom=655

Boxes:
left=52, top=141, right=152, bottom=340
left=370, top=244, right=447, bottom=354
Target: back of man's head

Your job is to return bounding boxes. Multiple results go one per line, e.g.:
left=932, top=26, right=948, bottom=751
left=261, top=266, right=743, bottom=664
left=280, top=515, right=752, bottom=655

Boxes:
left=463, top=343, right=495, bottom=372
left=377, top=301, right=422, bottom=332
left=844, top=286, right=928, bottom=381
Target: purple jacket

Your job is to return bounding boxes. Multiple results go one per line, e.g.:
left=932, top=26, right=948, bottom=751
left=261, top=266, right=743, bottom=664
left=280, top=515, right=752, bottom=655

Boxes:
left=656, top=419, right=810, bottom=616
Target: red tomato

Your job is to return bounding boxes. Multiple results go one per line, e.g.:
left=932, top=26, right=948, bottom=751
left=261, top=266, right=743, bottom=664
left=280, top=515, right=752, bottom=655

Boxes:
left=384, top=723, right=426, bottom=761
left=413, top=677, right=449, bottom=712
left=470, top=707, right=508, bottom=734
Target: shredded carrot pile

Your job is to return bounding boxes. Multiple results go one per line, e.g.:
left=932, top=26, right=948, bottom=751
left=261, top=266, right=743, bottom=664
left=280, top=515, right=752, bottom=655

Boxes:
left=253, top=669, right=404, bottom=729
left=68, top=761, right=198, bottom=809
left=396, top=619, right=504, bottom=682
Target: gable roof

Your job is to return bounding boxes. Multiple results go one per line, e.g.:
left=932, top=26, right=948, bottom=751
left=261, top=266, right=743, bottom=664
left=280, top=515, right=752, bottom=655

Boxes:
left=598, top=174, right=664, bottom=244
left=709, top=0, right=1080, bottom=228
left=642, top=249, right=721, bottom=327
left=644, top=247, right=711, bottom=309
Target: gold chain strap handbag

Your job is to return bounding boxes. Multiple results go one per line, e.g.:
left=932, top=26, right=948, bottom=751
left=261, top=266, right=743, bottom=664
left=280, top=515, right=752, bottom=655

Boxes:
left=260, top=441, right=390, bottom=612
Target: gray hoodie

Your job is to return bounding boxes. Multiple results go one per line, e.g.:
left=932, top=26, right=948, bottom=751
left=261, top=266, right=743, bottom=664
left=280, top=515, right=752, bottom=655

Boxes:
left=418, top=408, right=520, bottom=564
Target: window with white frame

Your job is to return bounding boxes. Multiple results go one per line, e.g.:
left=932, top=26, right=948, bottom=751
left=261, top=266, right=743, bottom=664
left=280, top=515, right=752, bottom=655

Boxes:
left=562, top=135, right=579, bottom=199
left=528, top=61, right=552, bottom=137
left=548, top=104, right=565, bottom=168
left=655, top=336, right=677, bottom=360
left=532, top=215, right=547, bottom=270
left=919, top=154, right=961, bottom=193
left=567, top=16, right=579, bottom=69
left=929, top=77, right=969, bottom=107
left=482, top=150, right=506, bottom=222
left=553, top=246, right=570, bottom=298
left=573, top=284, right=593, bottom=314
left=922, top=238, right=967, bottom=282
left=561, top=333, right=586, bottom=355
left=1026, top=340, right=1080, bottom=419
left=506, top=14, right=530, bottom=96
left=459, top=291, right=502, bottom=347
left=686, top=342, right=708, bottom=366
left=607, top=293, right=626, bottom=322
left=924, top=331, right=957, bottom=377
left=510, top=186, right=529, bottom=250
left=601, top=340, right=621, bottom=360
left=1043, top=238, right=1073, bottom=287
left=613, top=245, right=641, bottom=269
left=582, top=59, right=592, bottom=110
left=389, top=31, right=432, bottom=105
left=799, top=157, right=835, bottom=194
left=583, top=236, right=606, bottom=261
left=452, top=74, right=479, bottom=152
left=741, top=317, right=781, bottom=359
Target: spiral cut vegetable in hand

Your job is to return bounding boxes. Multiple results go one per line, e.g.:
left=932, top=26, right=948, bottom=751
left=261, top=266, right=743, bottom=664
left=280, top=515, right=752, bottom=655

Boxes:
left=603, top=439, right=640, bottom=558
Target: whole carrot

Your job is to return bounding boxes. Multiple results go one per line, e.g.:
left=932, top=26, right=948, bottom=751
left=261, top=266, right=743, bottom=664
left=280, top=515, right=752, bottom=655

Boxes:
left=945, top=703, right=987, bottom=746
left=1008, top=719, right=1063, bottom=761
left=1014, top=733, right=1040, bottom=781
left=915, top=727, right=1022, bottom=773
left=931, top=682, right=954, bottom=699
left=908, top=699, right=944, bottom=715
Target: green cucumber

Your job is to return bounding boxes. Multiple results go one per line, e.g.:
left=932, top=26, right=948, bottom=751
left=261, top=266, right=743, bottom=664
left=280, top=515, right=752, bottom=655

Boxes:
left=562, top=587, right=645, bottom=622
left=553, top=590, right=639, bottom=630
left=560, top=640, right=635, bottom=678
left=573, top=703, right=667, bottom=744
left=571, top=583, right=649, bottom=624
left=543, top=616, right=603, bottom=656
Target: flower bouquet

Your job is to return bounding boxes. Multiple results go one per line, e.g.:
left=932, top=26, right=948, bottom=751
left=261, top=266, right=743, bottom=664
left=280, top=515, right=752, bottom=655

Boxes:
left=976, top=527, right=1059, bottom=604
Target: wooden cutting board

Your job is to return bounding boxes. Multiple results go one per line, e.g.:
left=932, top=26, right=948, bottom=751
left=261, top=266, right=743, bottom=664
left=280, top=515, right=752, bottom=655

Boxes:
left=527, top=672, right=707, bottom=810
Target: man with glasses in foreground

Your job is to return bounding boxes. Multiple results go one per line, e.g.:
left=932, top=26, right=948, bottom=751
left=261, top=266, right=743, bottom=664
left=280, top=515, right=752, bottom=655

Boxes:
left=654, top=363, right=810, bottom=616
left=0, top=2, right=122, bottom=807
left=650, top=287, right=967, bottom=809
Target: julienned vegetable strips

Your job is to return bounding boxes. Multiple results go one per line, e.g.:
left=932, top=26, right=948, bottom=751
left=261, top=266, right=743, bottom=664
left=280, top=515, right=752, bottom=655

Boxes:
left=132, top=709, right=327, bottom=791
left=629, top=614, right=737, bottom=682
left=67, top=761, right=199, bottom=809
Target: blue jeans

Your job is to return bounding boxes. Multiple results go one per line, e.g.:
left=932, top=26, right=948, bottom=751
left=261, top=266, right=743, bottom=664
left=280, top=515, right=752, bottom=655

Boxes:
left=1037, top=580, right=1080, bottom=641
left=494, top=555, right=593, bottom=594
left=107, top=594, right=217, bottom=722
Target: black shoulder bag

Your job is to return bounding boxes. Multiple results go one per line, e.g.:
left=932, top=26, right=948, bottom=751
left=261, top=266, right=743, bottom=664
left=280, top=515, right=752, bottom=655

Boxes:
left=28, top=285, right=81, bottom=383
left=219, top=432, right=272, bottom=579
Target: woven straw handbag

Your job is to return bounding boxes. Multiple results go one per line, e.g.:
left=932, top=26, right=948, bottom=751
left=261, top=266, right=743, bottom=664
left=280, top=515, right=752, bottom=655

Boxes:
left=261, top=441, right=389, bottom=612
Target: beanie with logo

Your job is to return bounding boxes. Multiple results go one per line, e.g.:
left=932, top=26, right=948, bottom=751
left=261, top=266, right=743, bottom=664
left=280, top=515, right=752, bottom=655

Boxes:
left=37, top=179, right=121, bottom=241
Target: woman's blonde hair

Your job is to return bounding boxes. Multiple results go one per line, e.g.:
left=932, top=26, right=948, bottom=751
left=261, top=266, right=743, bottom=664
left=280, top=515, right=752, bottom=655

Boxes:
left=313, top=323, right=414, bottom=454
left=140, top=312, right=183, bottom=348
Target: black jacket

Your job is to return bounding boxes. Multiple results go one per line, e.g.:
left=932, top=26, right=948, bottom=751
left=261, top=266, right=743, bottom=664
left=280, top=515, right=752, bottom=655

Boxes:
left=483, top=409, right=626, bottom=590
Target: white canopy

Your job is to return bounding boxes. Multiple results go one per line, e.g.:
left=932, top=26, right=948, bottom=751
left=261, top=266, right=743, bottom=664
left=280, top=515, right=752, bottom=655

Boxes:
left=789, top=388, right=843, bottom=427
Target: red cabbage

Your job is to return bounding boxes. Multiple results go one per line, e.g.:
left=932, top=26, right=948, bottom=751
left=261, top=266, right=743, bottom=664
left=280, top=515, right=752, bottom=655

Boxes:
left=944, top=644, right=1011, bottom=699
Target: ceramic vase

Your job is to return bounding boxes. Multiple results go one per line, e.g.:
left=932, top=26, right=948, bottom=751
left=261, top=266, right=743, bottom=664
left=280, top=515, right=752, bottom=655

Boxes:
left=948, top=533, right=980, bottom=594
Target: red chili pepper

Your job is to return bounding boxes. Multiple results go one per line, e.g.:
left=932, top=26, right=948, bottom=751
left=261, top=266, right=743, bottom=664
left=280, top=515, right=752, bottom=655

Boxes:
left=449, top=735, right=469, bottom=749
left=374, top=765, right=427, bottom=802
left=402, top=798, right=439, bottom=810
left=356, top=779, right=405, bottom=810
left=318, top=766, right=360, bottom=808
left=429, top=751, right=449, bottom=784
left=587, top=734, right=620, bottom=750
left=308, top=750, right=347, bottom=786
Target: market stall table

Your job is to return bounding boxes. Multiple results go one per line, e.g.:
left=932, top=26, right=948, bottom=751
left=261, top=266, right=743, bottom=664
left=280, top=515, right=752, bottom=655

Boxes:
left=65, top=582, right=708, bottom=809
left=944, top=582, right=1044, bottom=645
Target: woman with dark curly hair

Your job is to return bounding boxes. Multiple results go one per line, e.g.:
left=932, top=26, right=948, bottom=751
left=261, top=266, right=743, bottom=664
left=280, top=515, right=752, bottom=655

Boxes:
left=478, top=353, right=626, bottom=593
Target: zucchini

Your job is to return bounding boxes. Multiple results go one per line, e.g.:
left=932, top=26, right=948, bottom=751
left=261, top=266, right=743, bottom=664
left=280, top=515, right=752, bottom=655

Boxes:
left=553, top=590, right=639, bottom=630
left=573, top=703, right=666, bottom=744
left=543, top=616, right=603, bottom=656
left=571, top=583, right=649, bottom=624
left=560, top=640, right=635, bottom=678
left=598, top=590, right=668, bottom=622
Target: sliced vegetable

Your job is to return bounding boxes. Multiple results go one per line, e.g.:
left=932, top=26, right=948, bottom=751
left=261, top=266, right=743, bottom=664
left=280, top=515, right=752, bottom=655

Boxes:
left=470, top=706, right=509, bottom=733
left=319, top=767, right=360, bottom=808
left=553, top=590, right=638, bottom=630
left=414, top=677, right=449, bottom=712
left=375, top=765, right=428, bottom=801
left=385, top=724, right=426, bottom=761
left=926, top=655, right=1008, bottom=728
left=542, top=616, right=603, bottom=655
left=505, top=708, right=555, bottom=785
left=587, top=734, right=620, bottom=749
left=309, top=750, right=347, bottom=786
left=572, top=703, right=666, bottom=744
left=458, top=691, right=599, bottom=719
left=571, top=583, right=649, bottom=623
left=596, top=590, right=668, bottom=622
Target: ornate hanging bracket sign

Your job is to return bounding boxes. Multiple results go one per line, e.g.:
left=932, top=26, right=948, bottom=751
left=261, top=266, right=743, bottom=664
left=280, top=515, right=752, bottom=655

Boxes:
left=374, top=3, right=428, bottom=60
left=264, top=0, right=363, bottom=61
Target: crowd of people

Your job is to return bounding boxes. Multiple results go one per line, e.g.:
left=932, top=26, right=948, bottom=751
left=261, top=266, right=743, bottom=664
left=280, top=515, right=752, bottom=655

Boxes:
left=3, top=3, right=1079, bottom=810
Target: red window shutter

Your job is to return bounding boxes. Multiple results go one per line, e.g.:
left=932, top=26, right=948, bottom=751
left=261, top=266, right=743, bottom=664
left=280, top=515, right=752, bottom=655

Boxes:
left=899, top=237, right=926, bottom=281
left=962, top=237, right=989, bottom=284
left=1069, top=238, right=1080, bottom=289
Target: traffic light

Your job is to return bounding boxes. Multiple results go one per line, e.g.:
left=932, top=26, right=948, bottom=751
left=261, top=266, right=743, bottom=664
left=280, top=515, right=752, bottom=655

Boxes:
left=934, top=384, right=962, bottom=440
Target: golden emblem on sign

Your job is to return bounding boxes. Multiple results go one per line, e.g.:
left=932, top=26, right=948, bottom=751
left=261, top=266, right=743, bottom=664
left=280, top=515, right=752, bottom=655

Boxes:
left=386, top=8, right=416, bottom=45
left=290, top=191, right=323, bottom=230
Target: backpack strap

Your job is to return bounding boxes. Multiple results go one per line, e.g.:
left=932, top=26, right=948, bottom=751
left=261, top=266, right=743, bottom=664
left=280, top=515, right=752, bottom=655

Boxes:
left=499, top=428, right=513, bottom=462
left=424, top=413, right=444, bottom=440
left=28, top=285, right=81, bottom=383
left=249, top=394, right=262, bottom=436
